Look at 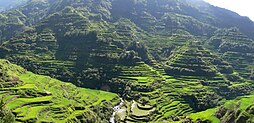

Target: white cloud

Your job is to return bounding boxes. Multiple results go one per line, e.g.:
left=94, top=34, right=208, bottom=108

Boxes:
left=204, top=0, right=254, bottom=21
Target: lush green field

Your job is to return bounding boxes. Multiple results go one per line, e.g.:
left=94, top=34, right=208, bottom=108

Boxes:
left=190, top=109, right=220, bottom=123
left=189, top=94, right=254, bottom=123
left=0, top=59, right=119, bottom=122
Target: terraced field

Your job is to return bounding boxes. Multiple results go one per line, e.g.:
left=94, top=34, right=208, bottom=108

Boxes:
left=209, top=28, right=254, bottom=80
left=2, top=40, right=253, bottom=122
left=189, top=94, right=254, bottom=123
left=1, top=0, right=254, bottom=122
left=114, top=62, right=194, bottom=122
left=112, top=42, right=254, bottom=122
left=0, top=59, right=120, bottom=122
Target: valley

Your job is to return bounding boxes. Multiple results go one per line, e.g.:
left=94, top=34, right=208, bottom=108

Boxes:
left=0, top=0, right=254, bottom=123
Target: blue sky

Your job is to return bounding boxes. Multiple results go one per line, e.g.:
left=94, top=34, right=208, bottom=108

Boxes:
left=204, top=0, right=254, bottom=21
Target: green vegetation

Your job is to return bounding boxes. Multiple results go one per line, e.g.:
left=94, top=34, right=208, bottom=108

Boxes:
left=0, top=59, right=119, bottom=122
left=190, top=109, right=220, bottom=123
left=0, top=105, right=15, bottom=123
left=187, top=94, right=254, bottom=123
left=111, top=44, right=253, bottom=122
left=0, top=0, right=254, bottom=122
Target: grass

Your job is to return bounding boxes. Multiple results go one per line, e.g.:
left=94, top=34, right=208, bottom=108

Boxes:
left=189, top=108, right=220, bottom=123
left=189, top=94, right=254, bottom=123
left=0, top=60, right=119, bottom=122
left=2, top=95, right=17, bottom=102
left=7, top=96, right=52, bottom=110
left=160, top=101, right=180, bottom=112
left=19, top=72, right=118, bottom=103
left=13, top=105, right=30, bottom=117
left=21, top=106, right=48, bottom=120
left=224, top=94, right=254, bottom=110
left=131, top=101, right=151, bottom=116
left=16, top=84, right=36, bottom=89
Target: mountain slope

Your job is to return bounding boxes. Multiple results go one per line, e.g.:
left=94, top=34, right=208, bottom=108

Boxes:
left=0, top=0, right=254, bottom=42
left=207, top=27, right=254, bottom=80
left=0, top=59, right=119, bottom=122
left=189, top=94, right=254, bottom=123
left=0, top=0, right=254, bottom=122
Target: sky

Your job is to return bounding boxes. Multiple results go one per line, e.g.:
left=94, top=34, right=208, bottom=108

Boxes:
left=204, top=0, right=254, bottom=21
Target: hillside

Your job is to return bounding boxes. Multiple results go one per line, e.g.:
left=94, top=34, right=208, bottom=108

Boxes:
left=0, top=59, right=119, bottom=122
left=0, top=0, right=254, bottom=122
left=189, top=94, right=254, bottom=123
